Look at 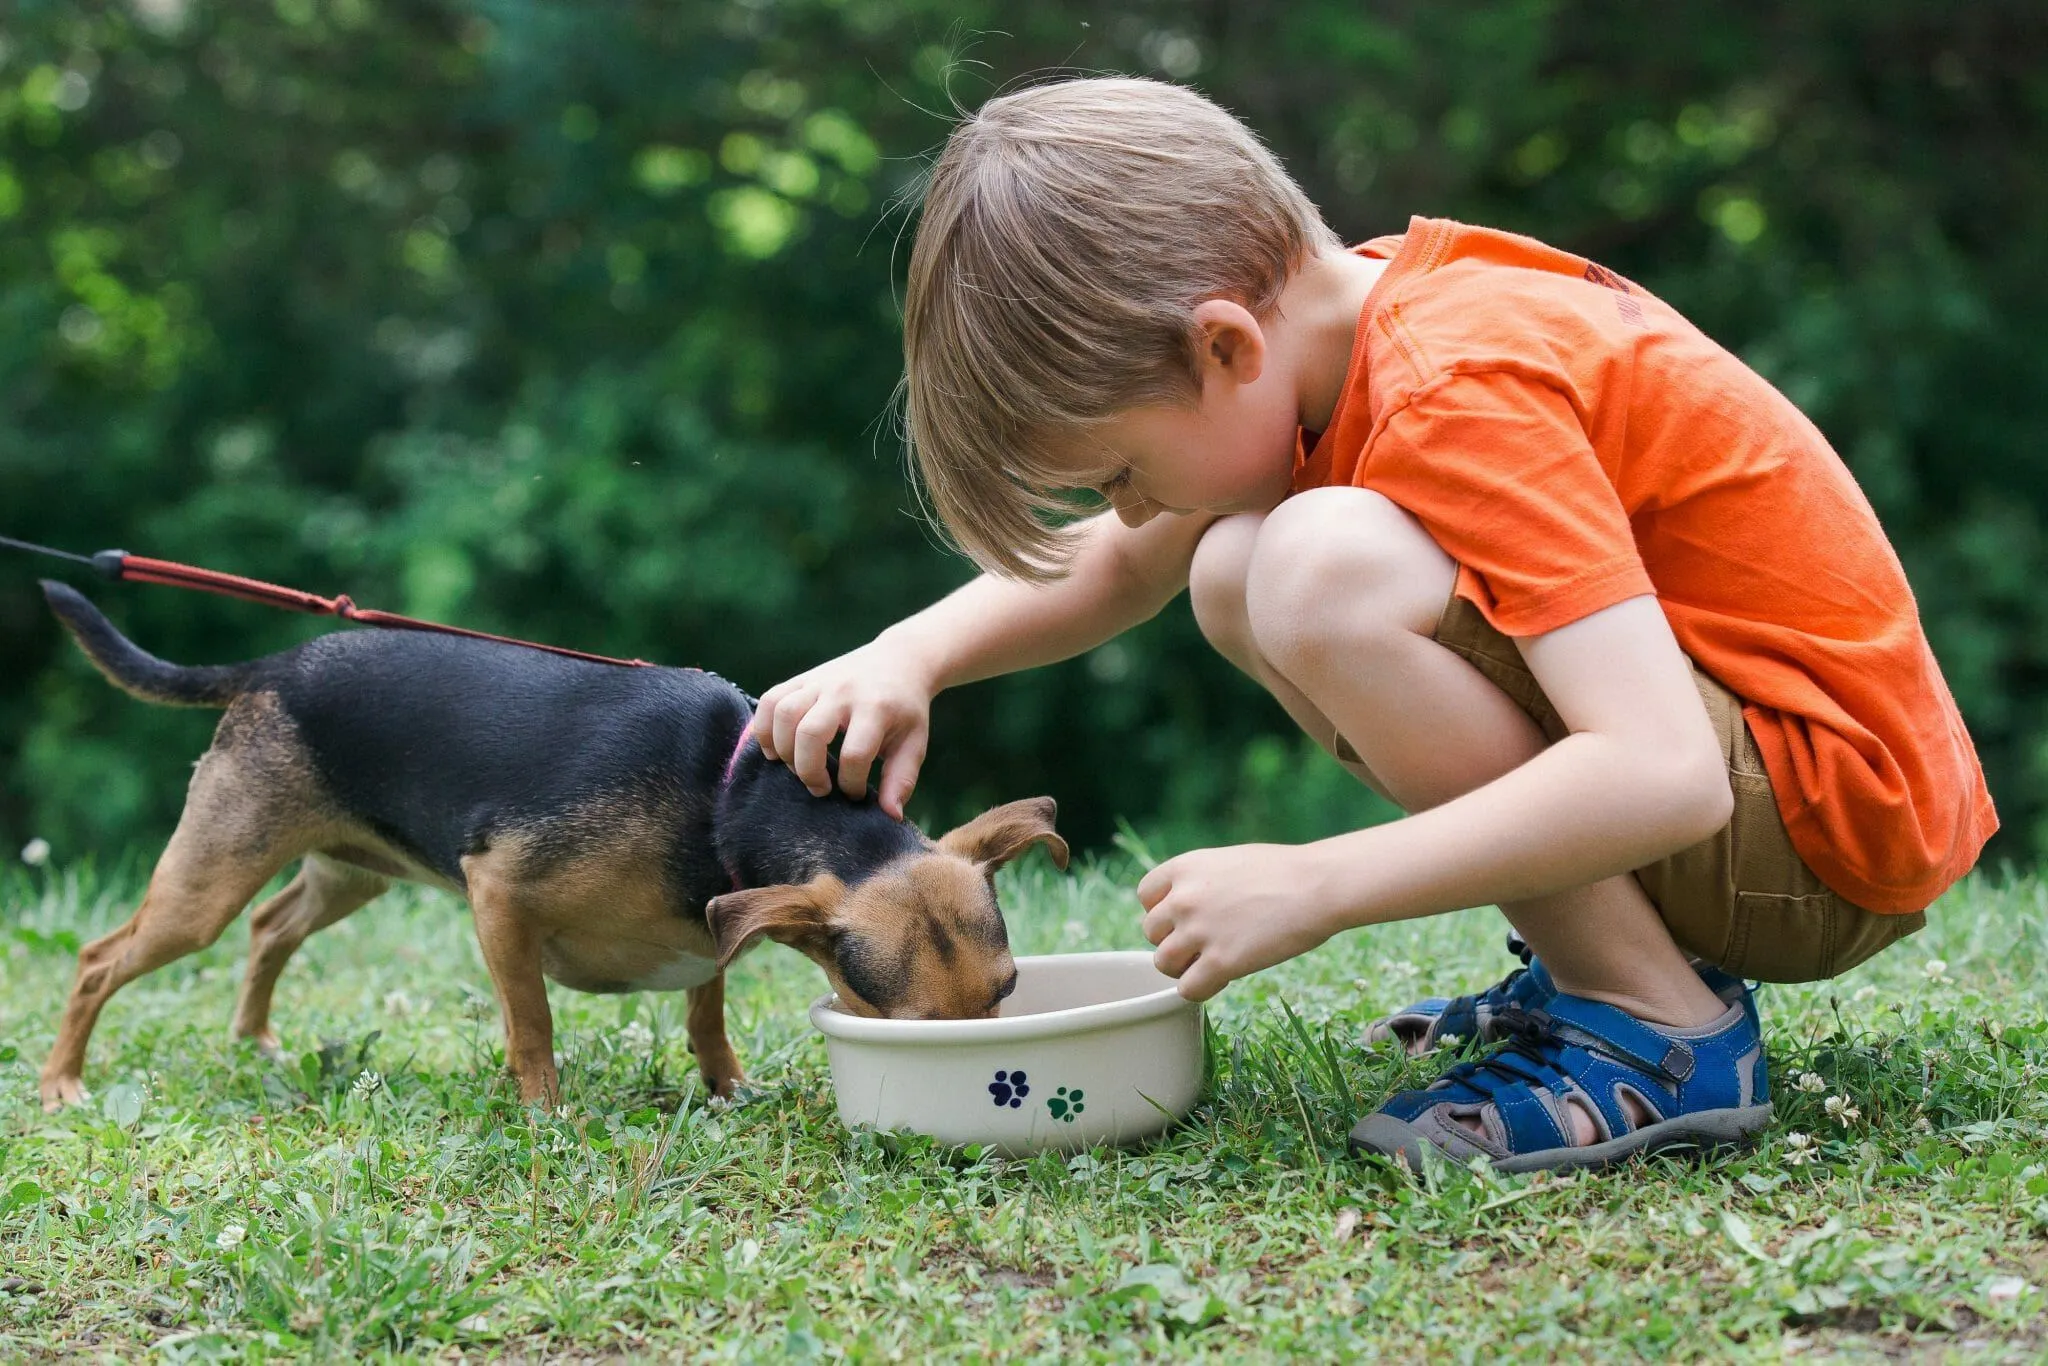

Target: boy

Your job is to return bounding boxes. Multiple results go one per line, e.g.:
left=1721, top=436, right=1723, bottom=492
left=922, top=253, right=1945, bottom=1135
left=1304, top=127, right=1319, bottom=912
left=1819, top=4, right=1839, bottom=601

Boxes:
left=750, top=77, right=1995, bottom=1170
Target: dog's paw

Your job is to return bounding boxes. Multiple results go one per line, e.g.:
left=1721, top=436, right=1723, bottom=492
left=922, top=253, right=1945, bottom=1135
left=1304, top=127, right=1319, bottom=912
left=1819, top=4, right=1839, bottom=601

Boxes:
left=39, top=1075, right=88, bottom=1112
left=234, top=1030, right=287, bottom=1060
left=704, top=1071, right=752, bottom=1104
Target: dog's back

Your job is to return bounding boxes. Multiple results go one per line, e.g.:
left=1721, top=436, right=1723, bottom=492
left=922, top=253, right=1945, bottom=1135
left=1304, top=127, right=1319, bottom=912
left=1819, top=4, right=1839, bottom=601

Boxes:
left=42, top=580, right=749, bottom=890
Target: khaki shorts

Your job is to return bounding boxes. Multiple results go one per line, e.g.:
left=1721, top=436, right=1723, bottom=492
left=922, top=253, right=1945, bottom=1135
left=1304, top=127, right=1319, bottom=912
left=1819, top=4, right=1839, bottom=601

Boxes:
left=1422, top=593, right=1923, bottom=984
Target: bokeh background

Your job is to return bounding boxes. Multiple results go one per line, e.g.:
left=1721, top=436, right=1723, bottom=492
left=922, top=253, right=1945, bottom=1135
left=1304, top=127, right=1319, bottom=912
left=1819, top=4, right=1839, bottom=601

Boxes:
left=1, top=0, right=2043, bottom=868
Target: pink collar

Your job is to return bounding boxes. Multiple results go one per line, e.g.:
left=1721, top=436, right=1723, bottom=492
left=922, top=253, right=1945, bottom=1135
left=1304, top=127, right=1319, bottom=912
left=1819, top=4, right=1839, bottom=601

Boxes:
left=721, top=717, right=754, bottom=790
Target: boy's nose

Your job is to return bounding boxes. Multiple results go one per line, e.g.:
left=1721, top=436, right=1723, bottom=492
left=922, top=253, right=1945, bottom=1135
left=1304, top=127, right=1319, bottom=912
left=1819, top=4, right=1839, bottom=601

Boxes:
left=1109, top=486, right=1168, bottom=527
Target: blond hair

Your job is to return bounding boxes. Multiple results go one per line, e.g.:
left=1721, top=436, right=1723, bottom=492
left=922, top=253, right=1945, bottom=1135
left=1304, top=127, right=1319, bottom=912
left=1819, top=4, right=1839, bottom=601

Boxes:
left=903, top=77, right=1339, bottom=579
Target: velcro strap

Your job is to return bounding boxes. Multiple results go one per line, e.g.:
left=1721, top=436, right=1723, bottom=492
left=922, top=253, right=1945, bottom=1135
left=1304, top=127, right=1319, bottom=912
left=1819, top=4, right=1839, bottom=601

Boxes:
left=1541, top=996, right=1694, bottom=1083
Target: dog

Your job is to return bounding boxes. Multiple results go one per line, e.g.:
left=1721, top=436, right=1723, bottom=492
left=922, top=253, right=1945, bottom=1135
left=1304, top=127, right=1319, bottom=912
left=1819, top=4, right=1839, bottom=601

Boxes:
left=34, top=581, right=1067, bottom=1112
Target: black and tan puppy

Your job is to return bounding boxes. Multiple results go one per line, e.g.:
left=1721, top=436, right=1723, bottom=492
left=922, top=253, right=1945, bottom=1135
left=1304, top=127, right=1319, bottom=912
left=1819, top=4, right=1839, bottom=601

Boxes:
left=35, top=582, right=1066, bottom=1112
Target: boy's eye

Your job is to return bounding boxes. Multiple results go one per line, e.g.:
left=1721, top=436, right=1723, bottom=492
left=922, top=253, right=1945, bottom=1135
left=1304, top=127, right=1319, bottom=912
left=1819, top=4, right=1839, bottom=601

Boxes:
left=1098, top=471, right=1131, bottom=498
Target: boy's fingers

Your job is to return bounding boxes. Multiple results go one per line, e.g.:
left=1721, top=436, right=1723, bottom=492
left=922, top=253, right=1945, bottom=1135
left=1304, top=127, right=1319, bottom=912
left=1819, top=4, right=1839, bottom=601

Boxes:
left=837, top=712, right=884, bottom=802
left=1140, top=905, right=1172, bottom=946
left=768, top=685, right=817, bottom=766
left=1175, top=963, right=1223, bottom=1003
left=1136, top=862, right=1175, bottom=909
left=750, top=690, right=783, bottom=758
left=791, top=703, right=846, bottom=796
left=877, top=730, right=926, bottom=821
left=1152, top=932, right=1198, bottom=979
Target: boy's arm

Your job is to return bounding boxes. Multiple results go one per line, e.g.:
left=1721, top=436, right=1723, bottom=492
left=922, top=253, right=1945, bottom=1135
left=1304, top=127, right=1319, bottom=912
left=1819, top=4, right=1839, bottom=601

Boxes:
left=755, top=506, right=1214, bottom=815
left=1139, top=594, right=1735, bottom=1000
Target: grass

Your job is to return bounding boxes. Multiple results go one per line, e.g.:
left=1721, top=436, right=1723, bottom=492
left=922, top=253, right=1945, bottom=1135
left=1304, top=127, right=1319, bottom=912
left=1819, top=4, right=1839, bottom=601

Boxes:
left=1, top=850, right=2045, bottom=1362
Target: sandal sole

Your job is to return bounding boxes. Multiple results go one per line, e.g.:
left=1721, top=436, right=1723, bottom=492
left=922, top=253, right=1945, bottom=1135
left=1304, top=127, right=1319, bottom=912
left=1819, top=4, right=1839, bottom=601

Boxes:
left=1348, top=1103, right=1775, bottom=1174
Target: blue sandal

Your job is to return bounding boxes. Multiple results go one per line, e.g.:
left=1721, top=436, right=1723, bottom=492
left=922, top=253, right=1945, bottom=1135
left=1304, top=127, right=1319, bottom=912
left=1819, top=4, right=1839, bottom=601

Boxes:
left=1350, top=991, right=1773, bottom=1173
left=1365, top=934, right=1758, bottom=1054
left=1362, top=934, right=1555, bottom=1053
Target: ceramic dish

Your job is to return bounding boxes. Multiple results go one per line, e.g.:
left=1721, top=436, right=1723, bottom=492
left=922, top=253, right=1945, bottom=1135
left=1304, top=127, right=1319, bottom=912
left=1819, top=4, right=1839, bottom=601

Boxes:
left=809, top=950, right=1205, bottom=1155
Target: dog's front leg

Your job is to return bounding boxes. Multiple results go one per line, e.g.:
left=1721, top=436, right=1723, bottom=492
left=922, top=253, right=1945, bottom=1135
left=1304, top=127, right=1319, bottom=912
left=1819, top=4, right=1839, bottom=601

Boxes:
left=686, top=973, right=745, bottom=1099
left=463, top=867, right=559, bottom=1106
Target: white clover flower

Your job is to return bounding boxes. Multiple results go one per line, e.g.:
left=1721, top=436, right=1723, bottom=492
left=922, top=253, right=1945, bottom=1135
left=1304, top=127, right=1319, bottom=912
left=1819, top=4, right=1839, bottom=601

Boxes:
left=1852, top=984, right=1878, bottom=1002
left=618, top=1020, right=655, bottom=1057
left=382, top=989, right=416, bottom=1017
left=1914, top=1116, right=1933, bottom=1133
left=1784, top=1131, right=1816, bottom=1166
left=20, top=838, right=50, bottom=867
left=1793, top=1071, right=1827, bottom=1093
left=1924, top=1047, right=1951, bottom=1066
left=350, top=1069, right=383, bottom=1099
left=1824, top=1095, right=1862, bottom=1125
left=1923, top=958, right=1949, bottom=981
left=216, top=1223, right=247, bottom=1251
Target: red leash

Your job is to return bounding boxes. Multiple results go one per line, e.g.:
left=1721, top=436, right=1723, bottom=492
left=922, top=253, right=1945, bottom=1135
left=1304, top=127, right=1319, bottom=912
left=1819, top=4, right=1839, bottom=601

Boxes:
left=4, top=534, right=653, bottom=669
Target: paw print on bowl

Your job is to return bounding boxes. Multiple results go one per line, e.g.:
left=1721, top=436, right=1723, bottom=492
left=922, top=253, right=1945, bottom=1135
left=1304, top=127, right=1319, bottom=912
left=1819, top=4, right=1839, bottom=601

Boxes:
left=1047, top=1086, right=1085, bottom=1122
left=987, top=1069, right=1030, bottom=1108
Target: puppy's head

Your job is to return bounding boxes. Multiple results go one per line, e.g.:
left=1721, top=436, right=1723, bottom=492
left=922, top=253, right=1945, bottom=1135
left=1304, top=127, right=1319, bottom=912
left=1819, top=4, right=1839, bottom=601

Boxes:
left=706, top=796, right=1068, bottom=1019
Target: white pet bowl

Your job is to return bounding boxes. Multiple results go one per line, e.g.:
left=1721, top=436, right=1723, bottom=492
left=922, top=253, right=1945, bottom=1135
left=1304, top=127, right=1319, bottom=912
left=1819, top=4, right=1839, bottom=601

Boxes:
left=809, top=950, right=1205, bottom=1155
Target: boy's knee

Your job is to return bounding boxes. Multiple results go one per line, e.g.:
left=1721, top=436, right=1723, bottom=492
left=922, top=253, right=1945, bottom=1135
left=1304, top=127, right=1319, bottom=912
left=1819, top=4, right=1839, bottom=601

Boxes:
left=1188, top=514, right=1265, bottom=653
left=1243, top=489, right=1454, bottom=665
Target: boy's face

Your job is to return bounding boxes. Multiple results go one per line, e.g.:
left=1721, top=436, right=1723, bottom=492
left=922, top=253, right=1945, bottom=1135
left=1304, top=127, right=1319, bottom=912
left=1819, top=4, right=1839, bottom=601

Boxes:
left=1063, top=304, right=1304, bottom=528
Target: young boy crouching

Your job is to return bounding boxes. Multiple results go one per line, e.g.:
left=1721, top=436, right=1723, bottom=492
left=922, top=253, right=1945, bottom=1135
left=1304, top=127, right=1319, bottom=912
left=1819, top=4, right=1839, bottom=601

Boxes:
left=751, top=77, right=1996, bottom=1171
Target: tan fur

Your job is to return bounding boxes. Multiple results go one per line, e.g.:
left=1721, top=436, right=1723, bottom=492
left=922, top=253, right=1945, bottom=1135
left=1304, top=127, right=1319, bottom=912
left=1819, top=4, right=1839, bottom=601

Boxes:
left=843, top=856, right=1017, bottom=1019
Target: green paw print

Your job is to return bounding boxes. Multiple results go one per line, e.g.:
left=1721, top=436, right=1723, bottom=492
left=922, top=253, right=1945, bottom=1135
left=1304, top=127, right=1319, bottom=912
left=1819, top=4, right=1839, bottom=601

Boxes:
left=1047, top=1086, right=1086, bottom=1122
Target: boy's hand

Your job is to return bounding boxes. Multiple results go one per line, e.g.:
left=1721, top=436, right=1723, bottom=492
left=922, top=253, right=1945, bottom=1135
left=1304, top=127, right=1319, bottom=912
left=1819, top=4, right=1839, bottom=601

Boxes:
left=1138, top=844, right=1336, bottom=1002
left=753, top=641, right=937, bottom=819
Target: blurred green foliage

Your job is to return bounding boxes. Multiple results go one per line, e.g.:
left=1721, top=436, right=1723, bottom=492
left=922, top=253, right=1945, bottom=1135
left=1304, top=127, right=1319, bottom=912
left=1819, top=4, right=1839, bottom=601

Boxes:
left=0, top=0, right=2043, bottom=866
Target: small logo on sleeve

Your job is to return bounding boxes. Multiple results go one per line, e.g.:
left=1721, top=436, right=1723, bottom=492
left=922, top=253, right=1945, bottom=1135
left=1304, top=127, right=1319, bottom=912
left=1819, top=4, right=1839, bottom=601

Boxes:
left=1583, top=261, right=1646, bottom=327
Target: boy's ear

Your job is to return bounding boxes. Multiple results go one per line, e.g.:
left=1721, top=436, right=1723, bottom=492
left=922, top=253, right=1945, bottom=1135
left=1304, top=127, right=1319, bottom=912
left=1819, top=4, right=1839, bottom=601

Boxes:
left=1191, top=298, right=1266, bottom=384
left=706, top=875, right=846, bottom=969
left=938, top=797, right=1070, bottom=874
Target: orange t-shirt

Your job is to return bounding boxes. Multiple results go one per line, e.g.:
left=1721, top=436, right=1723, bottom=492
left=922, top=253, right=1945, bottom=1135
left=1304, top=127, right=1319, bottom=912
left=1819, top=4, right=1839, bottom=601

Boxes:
left=1293, top=217, right=1995, bottom=914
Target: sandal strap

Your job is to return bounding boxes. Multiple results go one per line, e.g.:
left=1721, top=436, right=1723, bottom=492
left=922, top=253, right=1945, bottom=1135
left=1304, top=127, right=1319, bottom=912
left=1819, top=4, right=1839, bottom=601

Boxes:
left=1540, top=996, right=1695, bottom=1083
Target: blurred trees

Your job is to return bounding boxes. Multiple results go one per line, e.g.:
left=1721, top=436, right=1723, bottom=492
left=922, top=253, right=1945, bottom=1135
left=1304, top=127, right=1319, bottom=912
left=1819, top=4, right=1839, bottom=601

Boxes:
left=1, top=0, right=2043, bottom=864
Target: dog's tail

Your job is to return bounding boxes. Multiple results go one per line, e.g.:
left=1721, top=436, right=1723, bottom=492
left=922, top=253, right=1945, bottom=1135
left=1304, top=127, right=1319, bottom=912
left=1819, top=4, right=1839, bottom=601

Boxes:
left=41, top=580, right=258, bottom=708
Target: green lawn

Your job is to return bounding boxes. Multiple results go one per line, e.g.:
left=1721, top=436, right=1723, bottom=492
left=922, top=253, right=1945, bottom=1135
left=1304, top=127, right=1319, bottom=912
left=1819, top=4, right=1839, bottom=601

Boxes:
left=1, top=851, right=2044, bottom=1362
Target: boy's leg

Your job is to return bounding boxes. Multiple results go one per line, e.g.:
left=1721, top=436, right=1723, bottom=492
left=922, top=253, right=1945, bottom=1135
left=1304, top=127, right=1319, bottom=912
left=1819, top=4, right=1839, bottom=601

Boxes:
left=1191, top=490, right=1729, bottom=1122
left=1189, top=514, right=1397, bottom=803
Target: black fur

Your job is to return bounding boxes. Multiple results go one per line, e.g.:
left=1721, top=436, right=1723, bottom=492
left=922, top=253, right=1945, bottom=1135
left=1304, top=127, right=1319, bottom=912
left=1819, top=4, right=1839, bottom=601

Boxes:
left=42, top=581, right=255, bottom=706
left=43, top=582, right=936, bottom=927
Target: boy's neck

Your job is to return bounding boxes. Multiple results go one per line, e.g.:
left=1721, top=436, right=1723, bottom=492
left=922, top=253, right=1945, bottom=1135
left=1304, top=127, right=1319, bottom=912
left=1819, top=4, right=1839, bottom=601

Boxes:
left=1283, top=248, right=1391, bottom=435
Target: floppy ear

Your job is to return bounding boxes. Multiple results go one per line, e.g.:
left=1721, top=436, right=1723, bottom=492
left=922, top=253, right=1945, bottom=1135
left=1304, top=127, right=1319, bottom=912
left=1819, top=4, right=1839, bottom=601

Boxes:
left=706, top=875, right=846, bottom=969
left=938, top=796, right=1070, bottom=873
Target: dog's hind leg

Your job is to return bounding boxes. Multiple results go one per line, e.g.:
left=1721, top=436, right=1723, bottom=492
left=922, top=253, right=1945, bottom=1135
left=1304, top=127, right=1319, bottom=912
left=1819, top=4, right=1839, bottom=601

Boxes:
left=461, top=849, right=560, bottom=1107
left=39, top=757, right=307, bottom=1112
left=686, top=972, right=746, bottom=1099
left=231, top=854, right=390, bottom=1056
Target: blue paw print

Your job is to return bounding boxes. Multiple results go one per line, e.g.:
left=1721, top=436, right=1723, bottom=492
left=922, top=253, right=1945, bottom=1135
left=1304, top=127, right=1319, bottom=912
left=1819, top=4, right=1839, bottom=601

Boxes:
left=987, top=1069, right=1030, bottom=1108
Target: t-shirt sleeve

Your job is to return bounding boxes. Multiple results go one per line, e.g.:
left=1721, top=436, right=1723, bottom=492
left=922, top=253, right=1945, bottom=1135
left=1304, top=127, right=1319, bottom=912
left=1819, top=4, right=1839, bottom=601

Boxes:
left=1364, top=368, right=1654, bottom=637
